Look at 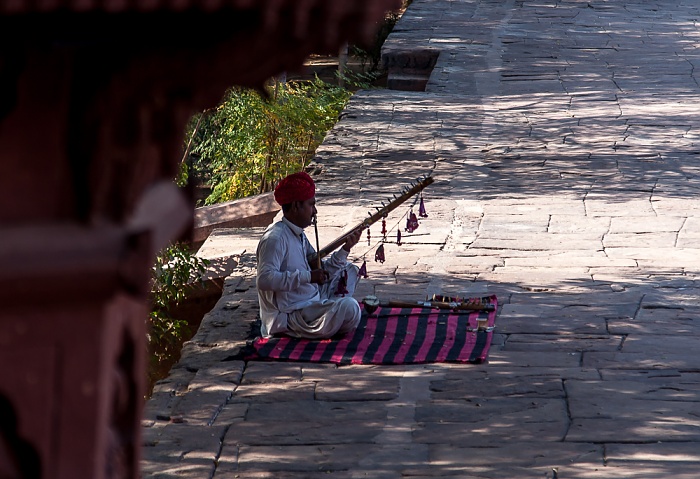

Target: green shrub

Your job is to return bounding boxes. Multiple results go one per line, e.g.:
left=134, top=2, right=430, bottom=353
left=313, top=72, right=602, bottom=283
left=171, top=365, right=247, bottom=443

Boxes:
left=147, top=243, right=209, bottom=367
left=185, top=76, right=351, bottom=205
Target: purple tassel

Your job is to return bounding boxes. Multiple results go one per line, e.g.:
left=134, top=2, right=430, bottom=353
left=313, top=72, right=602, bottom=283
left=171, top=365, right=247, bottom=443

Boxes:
left=375, top=243, right=385, bottom=263
left=366, top=227, right=371, bottom=246
left=397, top=230, right=402, bottom=246
left=405, top=210, right=419, bottom=233
left=381, top=218, right=387, bottom=236
left=358, top=259, right=368, bottom=278
left=335, top=269, right=349, bottom=296
left=419, top=195, right=428, bottom=218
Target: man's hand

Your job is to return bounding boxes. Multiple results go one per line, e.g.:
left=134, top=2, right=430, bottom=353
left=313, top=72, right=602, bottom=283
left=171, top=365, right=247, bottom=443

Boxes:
left=310, top=269, right=330, bottom=284
left=342, top=228, right=363, bottom=252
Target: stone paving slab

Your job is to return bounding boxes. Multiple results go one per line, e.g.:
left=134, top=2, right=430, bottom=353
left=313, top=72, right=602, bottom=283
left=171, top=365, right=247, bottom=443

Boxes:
left=143, top=0, right=700, bottom=477
left=428, top=442, right=604, bottom=470
left=141, top=424, right=227, bottom=478
left=583, top=351, right=700, bottom=370
left=504, top=333, right=623, bottom=352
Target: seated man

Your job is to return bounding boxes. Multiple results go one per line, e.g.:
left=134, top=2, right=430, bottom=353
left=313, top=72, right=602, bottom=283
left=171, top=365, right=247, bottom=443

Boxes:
left=256, top=171, right=363, bottom=339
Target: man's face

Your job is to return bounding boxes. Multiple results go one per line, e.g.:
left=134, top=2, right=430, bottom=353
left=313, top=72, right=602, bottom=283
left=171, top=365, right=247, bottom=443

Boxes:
left=290, top=197, right=317, bottom=228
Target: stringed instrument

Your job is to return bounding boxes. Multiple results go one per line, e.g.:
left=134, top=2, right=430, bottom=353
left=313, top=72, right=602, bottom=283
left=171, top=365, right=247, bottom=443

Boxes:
left=307, top=175, right=435, bottom=265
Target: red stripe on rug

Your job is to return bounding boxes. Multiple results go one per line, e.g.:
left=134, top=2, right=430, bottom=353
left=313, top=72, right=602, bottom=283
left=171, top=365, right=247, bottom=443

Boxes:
left=351, top=309, right=379, bottom=364
left=310, top=339, right=332, bottom=362
left=458, top=311, right=480, bottom=362
left=329, top=333, right=352, bottom=363
left=288, top=337, right=311, bottom=361
left=391, top=308, right=423, bottom=364
left=468, top=310, right=479, bottom=330
left=435, top=312, right=459, bottom=362
left=273, top=336, right=291, bottom=356
left=371, top=307, right=401, bottom=363
left=413, top=310, right=440, bottom=362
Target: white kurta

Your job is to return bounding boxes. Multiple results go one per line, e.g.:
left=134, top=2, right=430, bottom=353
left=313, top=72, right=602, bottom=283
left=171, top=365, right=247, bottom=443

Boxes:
left=256, top=217, right=360, bottom=338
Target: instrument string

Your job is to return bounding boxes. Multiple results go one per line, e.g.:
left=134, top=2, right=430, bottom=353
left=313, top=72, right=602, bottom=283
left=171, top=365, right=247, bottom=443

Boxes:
left=312, top=215, right=323, bottom=270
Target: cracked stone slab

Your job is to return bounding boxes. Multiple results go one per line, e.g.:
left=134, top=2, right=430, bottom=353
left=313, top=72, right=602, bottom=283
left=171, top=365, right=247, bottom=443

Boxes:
left=141, top=424, right=227, bottom=478
left=609, top=216, right=687, bottom=233
left=478, top=270, right=597, bottom=293
left=244, top=400, right=389, bottom=425
left=503, top=334, right=622, bottom=352
left=583, top=351, right=700, bottom=370
left=175, top=340, right=246, bottom=372
left=430, top=373, right=567, bottom=400
left=415, top=397, right=567, bottom=425
left=230, top=381, right=316, bottom=403
left=621, top=334, right=700, bottom=355
left=486, top=350, right=582, bottom=368
left=241, top=362, right=304, bottom=384
left=606, top=442, right=700, bottom=465
left=315, top=378, right=401, bottom=401
left=496, top=305, right=611, bottom=335
left=506, top=256, right=636, bottom=267
left=599, top=369, right=700, bottom=383
left=144, top=368, right=197, bottom=422
left=444, top=365, right=600, bottom=381
left=567, top=380, right=700, bottom=417
left=211, top=401, right=248, bottom=426
left=567, top=415, right=700, bottom=443
left=478, top=214, right=550, bottom=233
left=608, top=316, right=700, bottom=336
left=412, top=407, right=569, bottom=446
left=220, top=444, right=434, bottom=475
left=584, top=197, right=657, bottom=216
left=429, top=442, right=603, bottom=469
left=605, top=247, right=700, bottom=267
left=470, top=235, right=601, bottom=251
left=603, top=232, right=678, bottom=248
left=170, top=382, right=237, bottom=426
left=223, top=415, right=386, bottom=446
left=217, top=472, right=355, bottom=478
left=226, top=443, right=379, bottom=473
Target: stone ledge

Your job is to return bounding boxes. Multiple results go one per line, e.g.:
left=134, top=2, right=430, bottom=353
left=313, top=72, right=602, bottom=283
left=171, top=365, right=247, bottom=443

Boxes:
left=193, top=193, right=279, bottom=245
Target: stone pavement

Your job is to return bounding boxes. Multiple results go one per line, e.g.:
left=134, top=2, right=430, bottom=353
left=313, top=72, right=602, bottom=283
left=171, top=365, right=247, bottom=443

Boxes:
left=141, top=1, right=700, bottom=477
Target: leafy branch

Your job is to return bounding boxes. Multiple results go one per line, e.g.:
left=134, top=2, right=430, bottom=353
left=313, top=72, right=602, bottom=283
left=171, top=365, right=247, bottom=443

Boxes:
left=184, top=76, right=351, bottom=205
left=147, top=243, right=210, bottom=367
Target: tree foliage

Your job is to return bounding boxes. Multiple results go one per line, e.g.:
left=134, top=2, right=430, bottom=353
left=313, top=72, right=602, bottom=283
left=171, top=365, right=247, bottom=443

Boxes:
left=184, top=76, right=351, bottom=205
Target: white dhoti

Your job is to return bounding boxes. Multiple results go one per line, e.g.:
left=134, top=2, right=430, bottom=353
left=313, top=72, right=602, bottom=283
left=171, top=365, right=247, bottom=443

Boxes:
left=286, top=264, right=361, bottom=339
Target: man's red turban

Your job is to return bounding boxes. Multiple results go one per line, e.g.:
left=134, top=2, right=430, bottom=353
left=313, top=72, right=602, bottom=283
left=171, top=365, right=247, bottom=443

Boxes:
left=273, top=171, right=316, bottom=205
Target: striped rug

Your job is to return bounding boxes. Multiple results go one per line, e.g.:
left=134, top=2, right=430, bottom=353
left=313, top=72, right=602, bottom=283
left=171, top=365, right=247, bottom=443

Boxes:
left=247, top=295, right=498, bottom=365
